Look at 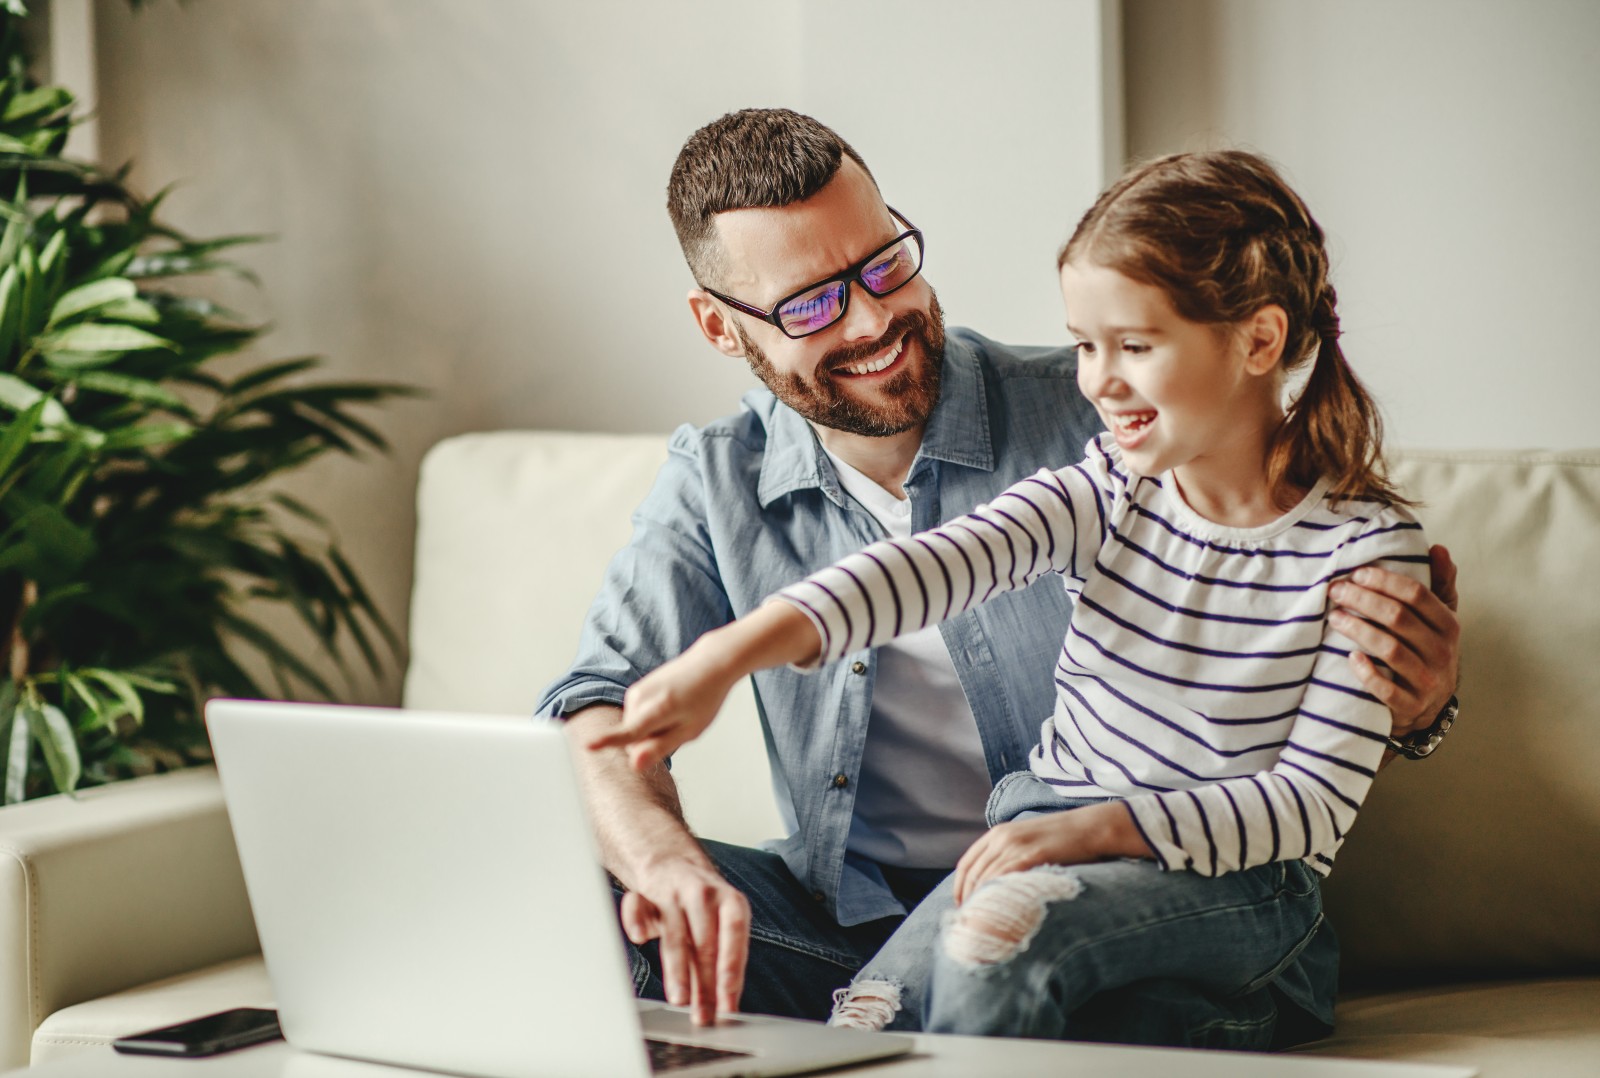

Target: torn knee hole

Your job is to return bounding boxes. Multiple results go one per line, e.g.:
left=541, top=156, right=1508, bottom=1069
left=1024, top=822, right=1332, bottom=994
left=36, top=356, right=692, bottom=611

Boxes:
left=827, top=979, right=902, bottom=1031
left=942, top=868, right=1083, bottom=967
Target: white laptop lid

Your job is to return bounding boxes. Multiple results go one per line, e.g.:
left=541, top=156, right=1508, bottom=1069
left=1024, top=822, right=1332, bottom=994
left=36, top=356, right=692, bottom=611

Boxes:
left=207, top=700, right=651, bottom=1078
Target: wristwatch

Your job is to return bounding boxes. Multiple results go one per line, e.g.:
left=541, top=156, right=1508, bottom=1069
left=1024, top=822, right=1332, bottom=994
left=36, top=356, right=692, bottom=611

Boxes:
left=1385, top=695, right=1459, bottom=760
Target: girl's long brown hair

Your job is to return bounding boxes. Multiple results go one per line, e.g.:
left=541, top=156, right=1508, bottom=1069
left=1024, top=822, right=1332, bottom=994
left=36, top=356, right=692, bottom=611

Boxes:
left=1060, top=150, right=1410, bottom=508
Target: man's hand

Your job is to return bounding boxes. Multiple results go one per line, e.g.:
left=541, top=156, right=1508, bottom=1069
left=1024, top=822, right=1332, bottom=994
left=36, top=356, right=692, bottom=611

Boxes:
left=565, top=706, right=749, bottom=1025
left=1331, top=544, right=1460, bottom=736
left=622, top=856, right=751, bottom=1026
left=952, top=803, right=1153, bottom=905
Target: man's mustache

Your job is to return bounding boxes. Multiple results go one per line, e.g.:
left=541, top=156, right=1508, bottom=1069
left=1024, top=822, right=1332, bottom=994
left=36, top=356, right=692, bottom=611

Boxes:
left=820, top=311, right=929, bottom=374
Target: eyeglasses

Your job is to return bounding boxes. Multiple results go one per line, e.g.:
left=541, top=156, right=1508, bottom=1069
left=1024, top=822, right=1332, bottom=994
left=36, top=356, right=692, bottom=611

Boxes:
left=702, top=208, right=925, bottom=339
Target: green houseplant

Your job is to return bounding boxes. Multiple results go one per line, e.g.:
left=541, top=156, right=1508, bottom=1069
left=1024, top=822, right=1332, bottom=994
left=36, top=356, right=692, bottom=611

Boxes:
left=0, top=5, right=415, bottom=802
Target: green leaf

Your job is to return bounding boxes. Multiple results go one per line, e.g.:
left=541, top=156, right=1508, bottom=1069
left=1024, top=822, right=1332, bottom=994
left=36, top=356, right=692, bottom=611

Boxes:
left=99, top=421, right=195, bottom=451
left=48, top=277, right=137, bottom=326
left=38, top=322, right=176, bottom=364
left=80, top=669, right=145, bottom=727
left=24, top=701, right=81, bottom=796
left=0, top=264, right=20, bottom=360
left=97, top=297, right=161, bottom=324
left=67, top=370, right=187, bottom=410
left=2, top=686, right=28, bottom=805
left=0, top=373, right=69, bottom=426
left=2, top=86, right=72, bottom=124
left=0, top=397, right=45, bottom=475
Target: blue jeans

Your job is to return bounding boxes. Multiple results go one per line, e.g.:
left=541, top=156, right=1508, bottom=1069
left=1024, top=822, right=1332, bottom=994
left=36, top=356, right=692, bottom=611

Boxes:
left=837, top=773, right=1336, bottom=1047
left=615, top=817, right=1334, bottom=1048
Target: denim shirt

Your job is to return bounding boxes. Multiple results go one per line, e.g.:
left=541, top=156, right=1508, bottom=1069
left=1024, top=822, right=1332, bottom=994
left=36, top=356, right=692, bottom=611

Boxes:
left=536, top=329, right=1103, bottom=925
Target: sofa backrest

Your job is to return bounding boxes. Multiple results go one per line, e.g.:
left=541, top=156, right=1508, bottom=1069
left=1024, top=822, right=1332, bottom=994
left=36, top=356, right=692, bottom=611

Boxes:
left=406, top=432, right=1600, bottom=984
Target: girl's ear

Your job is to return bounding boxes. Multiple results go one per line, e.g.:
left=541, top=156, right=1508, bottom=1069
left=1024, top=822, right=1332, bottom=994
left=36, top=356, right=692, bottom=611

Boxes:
left=688, top=289, right=746, bottom=358
left=1242, top=304, right=1289, bottom=375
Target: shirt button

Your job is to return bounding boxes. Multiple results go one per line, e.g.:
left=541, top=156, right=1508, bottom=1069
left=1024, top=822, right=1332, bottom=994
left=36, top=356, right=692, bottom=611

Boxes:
left=851, top=661, right=867, bottom=675
left=812, top=889, right=826, bottom=903
left=833, top=773, right=849, bottom=789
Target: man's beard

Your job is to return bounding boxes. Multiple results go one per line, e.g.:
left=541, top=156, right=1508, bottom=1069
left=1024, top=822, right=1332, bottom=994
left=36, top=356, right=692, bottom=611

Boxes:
left=736, top=293, right=947, bottom=438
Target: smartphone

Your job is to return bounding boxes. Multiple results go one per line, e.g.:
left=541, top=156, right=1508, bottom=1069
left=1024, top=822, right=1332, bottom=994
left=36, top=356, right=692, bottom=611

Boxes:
left=111, top=1007, right=282, bottom=1057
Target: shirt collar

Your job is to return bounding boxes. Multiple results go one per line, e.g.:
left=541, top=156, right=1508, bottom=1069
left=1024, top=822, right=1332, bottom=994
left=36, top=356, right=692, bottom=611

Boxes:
left=754, top=333, right=995, bottom=508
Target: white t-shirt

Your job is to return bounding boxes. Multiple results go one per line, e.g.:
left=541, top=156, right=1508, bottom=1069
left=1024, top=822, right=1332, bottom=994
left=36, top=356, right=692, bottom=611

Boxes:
left=823, top=449, right=993, bottom=869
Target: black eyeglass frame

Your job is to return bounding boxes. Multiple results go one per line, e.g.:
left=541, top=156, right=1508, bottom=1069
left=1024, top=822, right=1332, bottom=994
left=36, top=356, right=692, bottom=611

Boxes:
left=700, top=208, right=924, bottom=339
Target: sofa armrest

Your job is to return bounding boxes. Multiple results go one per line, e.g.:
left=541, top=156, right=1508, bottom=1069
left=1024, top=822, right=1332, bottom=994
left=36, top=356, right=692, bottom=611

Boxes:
left=0, top=767, right=258, bottom=1071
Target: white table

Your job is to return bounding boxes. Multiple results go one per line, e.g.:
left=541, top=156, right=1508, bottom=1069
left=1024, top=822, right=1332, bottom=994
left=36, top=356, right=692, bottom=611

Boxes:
left=3, top=1037, right=1476, bottom=1078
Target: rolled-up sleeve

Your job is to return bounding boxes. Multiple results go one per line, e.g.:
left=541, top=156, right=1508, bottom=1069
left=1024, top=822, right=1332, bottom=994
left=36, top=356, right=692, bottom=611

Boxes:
left=535, top=426, right=735, bottom=720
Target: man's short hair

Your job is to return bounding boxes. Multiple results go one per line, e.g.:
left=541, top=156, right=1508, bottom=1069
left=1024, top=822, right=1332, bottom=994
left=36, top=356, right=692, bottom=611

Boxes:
left=667, top=108, right=875, bottom=291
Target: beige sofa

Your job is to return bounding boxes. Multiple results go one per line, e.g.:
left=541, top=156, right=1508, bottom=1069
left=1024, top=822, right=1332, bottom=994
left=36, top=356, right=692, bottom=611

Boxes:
left=2, top=433, right=1596, bottom=1076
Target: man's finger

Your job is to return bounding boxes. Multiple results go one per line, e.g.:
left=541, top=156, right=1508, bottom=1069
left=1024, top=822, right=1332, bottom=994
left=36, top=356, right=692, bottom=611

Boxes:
left=716, top=894, right=751, bottom=1018
left=658, top=905, right=692, bottom=1008
left=1430, top=545, right=1460, bottom=613
left=684, top=890, right=721, bottom=1026
left=620, top=891, right=662, bottom=945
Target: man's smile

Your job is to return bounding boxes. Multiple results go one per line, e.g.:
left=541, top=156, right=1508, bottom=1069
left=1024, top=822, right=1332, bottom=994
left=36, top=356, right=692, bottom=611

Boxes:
left=832, top=334, right=907, bottom=379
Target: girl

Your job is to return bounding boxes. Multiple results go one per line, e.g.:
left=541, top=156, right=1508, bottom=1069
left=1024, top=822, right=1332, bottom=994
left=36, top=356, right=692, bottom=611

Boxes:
left=591, top=151, right=1430, bottom=1043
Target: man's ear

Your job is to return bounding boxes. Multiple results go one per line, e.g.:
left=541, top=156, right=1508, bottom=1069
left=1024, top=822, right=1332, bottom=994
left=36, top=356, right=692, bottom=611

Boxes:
left=688, top=289, right=745, bottom=358
left=1242, top=304, right=1289, bottom=375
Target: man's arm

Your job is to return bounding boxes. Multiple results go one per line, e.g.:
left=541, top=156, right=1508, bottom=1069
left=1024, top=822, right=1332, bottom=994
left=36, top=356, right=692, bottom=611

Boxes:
left=565, top=704, right=749, bottom=1026
left=1333, top=543, right=1461, bottom=747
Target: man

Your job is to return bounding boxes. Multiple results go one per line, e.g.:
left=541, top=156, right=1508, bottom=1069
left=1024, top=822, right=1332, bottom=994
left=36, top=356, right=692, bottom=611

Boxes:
left=536, top=109, right=1460, bottom=1047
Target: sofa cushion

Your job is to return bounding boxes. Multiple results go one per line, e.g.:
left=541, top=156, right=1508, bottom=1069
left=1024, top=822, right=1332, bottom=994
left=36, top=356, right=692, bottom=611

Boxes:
left=404, top=430, right=786, bottom=848
left=1295, top=978, right=1600, bottom=1077
left=29, top=955, right=271, bottom=1065
left=1320, top=450, right=1600, bottom=984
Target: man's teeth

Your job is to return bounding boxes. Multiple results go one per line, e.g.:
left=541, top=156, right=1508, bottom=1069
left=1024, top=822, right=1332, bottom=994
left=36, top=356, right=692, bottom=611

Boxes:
left=841, top=342, right=902, bottom=376
left=1113, top=412, right=1156, bottom=432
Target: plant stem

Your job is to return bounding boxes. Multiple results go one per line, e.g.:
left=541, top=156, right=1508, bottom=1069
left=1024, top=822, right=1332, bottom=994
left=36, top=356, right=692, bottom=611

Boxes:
left=8, top=578, right=35, bottom=682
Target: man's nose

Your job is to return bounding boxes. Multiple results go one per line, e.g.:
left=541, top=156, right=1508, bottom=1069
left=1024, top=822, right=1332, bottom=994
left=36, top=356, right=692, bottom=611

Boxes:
left=836, top=281, right=894, bottom=341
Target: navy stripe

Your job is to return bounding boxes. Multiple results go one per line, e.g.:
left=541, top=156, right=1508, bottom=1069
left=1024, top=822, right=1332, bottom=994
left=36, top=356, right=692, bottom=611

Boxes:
left=889, top=543, right=931, bottom=632
left=1131, top=503, right=1344, bottom=559
left=1098, top=564, right=1327, bottom=626
left=992, top=506, right=1042, bottom=579
left=1221, top=784, right=1247, bottom=869
left=972, top=514, right=1021, bottom=592
left=784, top=595, right=833, bottom=657
left=808, top=580, right=853, bottom=654
left=1285, top=778, right=1314, bottom=859
left=1125, top=806, right=1164, bottom=863
left=1057, top=643, right=1290, bottom=757
left=1249, top=776, right=1281, bottom=862
left=1298, top=708, right=1388, bottom=742
left=1186, top=789, right=1219, bottom=876
left=1284, top=741, right=1377, bottom=778
left=1308, top=677, right=1381, bottom=704
left=927, top=531, right=977, bottom=615
left=951, top=522, right=1002, bottom=603
left=1113, top=528, right=1349, bottom=592
left=1069, top=625, right=1310, bottom=695
left=1053, top=679, right=1181, bottom=791
left=1055, top=672, right=1207, bottom=784
left=1078, top=595, right=1324, bottom=661
left=1048, top=721, right=1099, bottom=790
left=1070, top=461, right=1108, bottom=542
left=912, top=535, right=957, bottom=622
left=1280, top=759, right=1363, bottom=814
left=858, top=552, right=902, bottom=638
left=1002, top=490, right=1054, bottom=568
left=836, top=565, right=877, bottom=650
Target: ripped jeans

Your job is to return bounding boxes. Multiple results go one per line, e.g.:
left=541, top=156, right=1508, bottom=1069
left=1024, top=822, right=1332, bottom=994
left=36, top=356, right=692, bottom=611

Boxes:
left=831, top=773, right=1336, bottom=1048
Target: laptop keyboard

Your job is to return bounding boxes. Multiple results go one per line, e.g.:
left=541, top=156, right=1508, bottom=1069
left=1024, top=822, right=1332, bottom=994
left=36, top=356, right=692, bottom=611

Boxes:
left=646, top=1037, right=754, bottom=1072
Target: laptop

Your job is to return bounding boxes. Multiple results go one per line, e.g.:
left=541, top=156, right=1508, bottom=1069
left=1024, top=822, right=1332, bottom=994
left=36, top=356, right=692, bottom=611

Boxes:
left=205, top=699, right=913, bottom=1078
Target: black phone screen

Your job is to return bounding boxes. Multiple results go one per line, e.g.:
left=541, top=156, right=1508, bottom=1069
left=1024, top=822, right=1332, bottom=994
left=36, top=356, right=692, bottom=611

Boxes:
left=112, top=1007, right=282, bottom=1057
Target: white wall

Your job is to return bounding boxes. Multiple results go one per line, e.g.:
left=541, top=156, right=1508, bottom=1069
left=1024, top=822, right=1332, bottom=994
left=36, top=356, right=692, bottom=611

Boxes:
left=1124, top=0, right=1600, bottom=451
left=91, top=0, right=1117, bottom=704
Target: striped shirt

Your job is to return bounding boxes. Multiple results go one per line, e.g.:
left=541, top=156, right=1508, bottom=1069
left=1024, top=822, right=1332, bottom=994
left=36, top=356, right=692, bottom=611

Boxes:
left=777, top=433, right=1431, bottom=878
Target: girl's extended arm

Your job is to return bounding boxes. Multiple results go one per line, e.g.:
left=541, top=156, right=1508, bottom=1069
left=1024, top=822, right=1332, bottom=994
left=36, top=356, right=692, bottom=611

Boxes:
left=587, top=600, right=820, bottom=771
